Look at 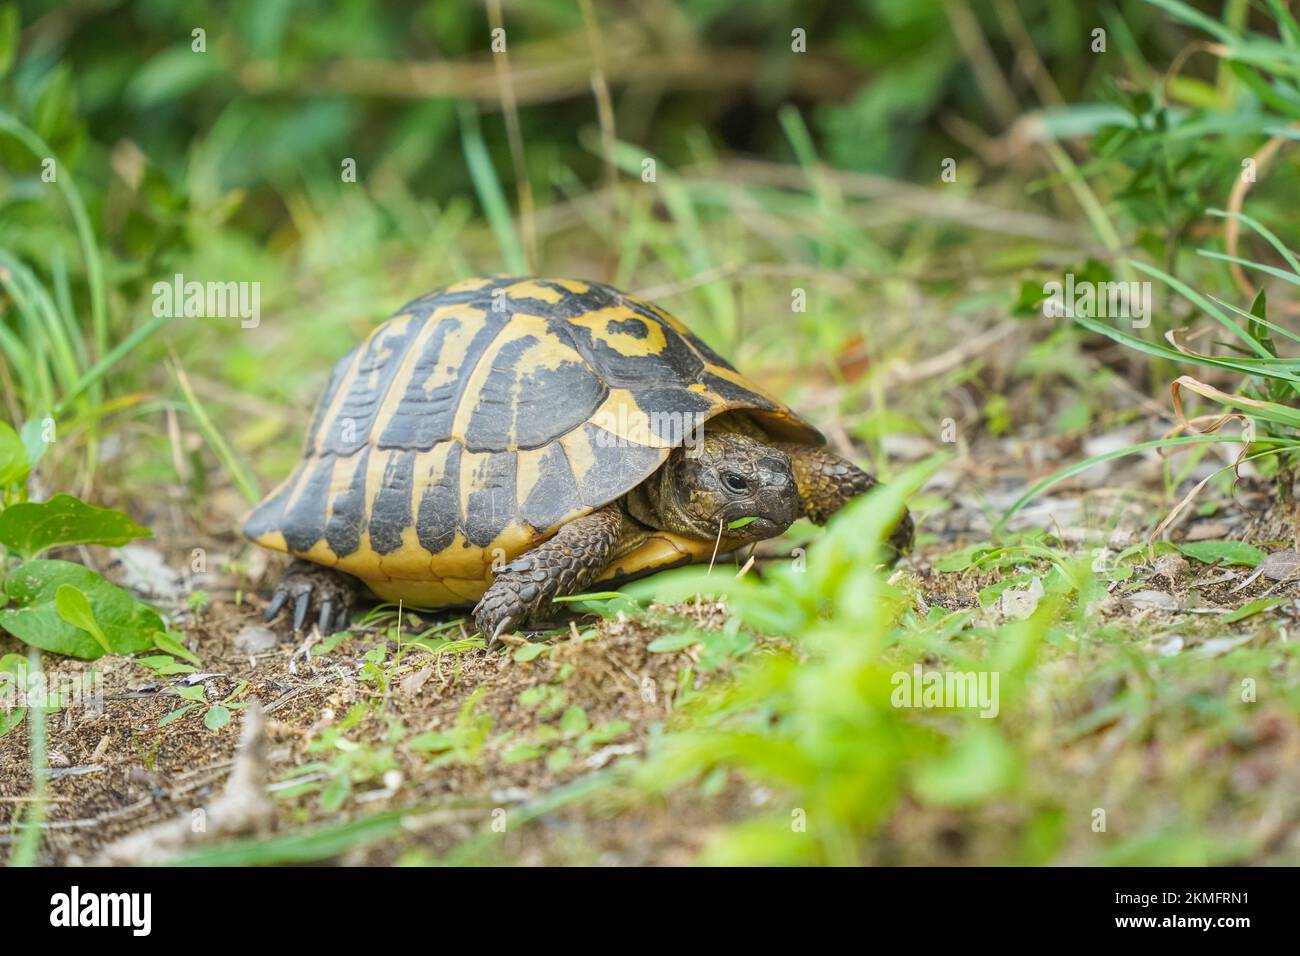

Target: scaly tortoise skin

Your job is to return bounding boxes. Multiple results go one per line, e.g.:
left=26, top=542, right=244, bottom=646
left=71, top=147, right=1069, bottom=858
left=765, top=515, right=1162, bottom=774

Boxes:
left=244, top=277, right=912, bottom=642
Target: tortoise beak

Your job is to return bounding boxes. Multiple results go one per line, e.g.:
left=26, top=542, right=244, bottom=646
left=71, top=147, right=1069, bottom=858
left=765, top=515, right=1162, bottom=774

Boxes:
left=751, top=472, right=799, bottom=536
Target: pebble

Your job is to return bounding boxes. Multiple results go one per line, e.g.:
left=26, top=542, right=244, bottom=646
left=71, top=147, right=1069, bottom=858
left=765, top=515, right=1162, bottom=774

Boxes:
left=234, top=625, right=279, bottom=654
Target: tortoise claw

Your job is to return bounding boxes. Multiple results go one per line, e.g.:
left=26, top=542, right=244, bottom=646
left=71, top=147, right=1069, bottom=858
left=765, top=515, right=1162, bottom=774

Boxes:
left=485, top=617, right=514, bottom=653
left=263, top=560, right=359, bottom=635
left=292, top=591, right=311, bottom=632
left=473, top=588, right=522, bottom=652
left=264, top=589, right=290, bottom=622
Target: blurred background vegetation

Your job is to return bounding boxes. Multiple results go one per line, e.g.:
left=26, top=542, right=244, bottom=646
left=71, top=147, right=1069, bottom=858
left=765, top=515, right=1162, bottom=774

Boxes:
left=6, top=0, right=1300, bottom=503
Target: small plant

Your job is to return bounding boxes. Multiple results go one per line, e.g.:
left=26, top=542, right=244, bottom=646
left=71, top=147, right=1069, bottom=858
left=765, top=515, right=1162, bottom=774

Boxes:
left=0, top=650, right=31, bottom=737
left=186, top=589, right=211, bottom=622
left=159, top=679, right=248, bottom=730
left=502, top=691, right=631, bottom=772
left=279, top=702, right=400, bottom=811
left=1085, top=87, right=1226, bottom=274
left=613, top=457, right=1038, bottom=861
left=0, top=422, right=195, bottom=667
left=1005, top=213, right=1300, bottom=532
left=407, top=688, right=493, bottom=768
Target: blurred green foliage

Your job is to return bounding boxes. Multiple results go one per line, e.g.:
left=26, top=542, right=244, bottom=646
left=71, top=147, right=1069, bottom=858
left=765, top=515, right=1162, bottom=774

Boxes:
left=2, top=0, right=1170, bottom=290
left=0, top=0, right=1185, bottom=496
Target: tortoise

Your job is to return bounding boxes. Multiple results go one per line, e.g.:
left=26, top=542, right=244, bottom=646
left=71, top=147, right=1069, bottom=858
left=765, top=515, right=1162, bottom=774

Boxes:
left=244, top=277, right=912, bottom=644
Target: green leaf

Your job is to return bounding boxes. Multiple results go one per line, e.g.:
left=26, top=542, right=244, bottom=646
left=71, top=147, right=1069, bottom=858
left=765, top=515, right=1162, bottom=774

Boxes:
left=458, top=103, right=527, bottom=274
left=933, top=543, right=1000, bottom=572
left=0, top=420, right=29, bottom=488
left=579, top=720, right=630, bottom=750
left=54, top=584, right=112, bottom=655
left=546, top=746, right=574, bottom=772
left=518, top=686, right=549, bottom=708
left=126, top=45, right=223, bottom=108
left=502, top=743, right=546, bottom=763
left=159, top=704, right=198, bottom=726
left=31, top=64, right=75, bottom=143
left=19, top=417, right=50, bottom=470
left=551, top=591, right=628, bottom=603
left=1175, top=541, right=1267, bottom=568
left=914, top=728, right=1019, bottom=807
left=133, top=654, right=197, bottom=676
left=1142, top=0, right=1235, bottom=44
left=408, top=731, right=455, bottom=753
left=204, top=704, right=231, bottom=730
left=646, top=631, right=701, bottom=653
left=1223, top=598, right=1287, bottom=623
left=727, top=516, right=759, bottom=530
left=0, top=494, right=151, bottom=560
left=0, top=652, right=28, bottom=737
left=0, top=560, right=163, bottom=659
left=512, top=642, right=547, bottom=663
left=559, top=705, right=589, bottom=737
left=153, top=631, right=200, bottom=665
left=0, top=5, right=18, bottom=78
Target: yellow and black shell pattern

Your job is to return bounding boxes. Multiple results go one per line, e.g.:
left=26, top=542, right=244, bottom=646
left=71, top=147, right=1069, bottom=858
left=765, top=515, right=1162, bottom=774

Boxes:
left=243, top=277, right=823, bottom=607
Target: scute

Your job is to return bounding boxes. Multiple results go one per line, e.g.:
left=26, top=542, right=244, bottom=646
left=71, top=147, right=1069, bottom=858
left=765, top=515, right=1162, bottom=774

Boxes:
left=243, top=276, right=822, bottom=607
left=368, top=449, right=417, bottom=554
left=279, top=456, right=333, bottom=554
left=324, top=446, right=370, bottom=557
left=316, top=314, right=425, bottom=456
left=462, top=449, right=518, bottom=548
left=415, top=441, right=461, bottom=554
left=460, top=330, right=608, bottom=452
left=518, top=442, right=583, bottom=531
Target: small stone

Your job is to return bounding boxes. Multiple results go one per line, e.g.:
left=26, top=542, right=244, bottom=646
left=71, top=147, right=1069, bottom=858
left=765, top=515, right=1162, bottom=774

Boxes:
left=1151, top=554, right=1188, bottom=587
left=234, top=625, right=279, bottom=654
left=1258, top=549, right=1300, bottom=582
left=1127, top=590, right=1181, bottom=612
left=997, top=576, right=1044, bottom=619
left=1195, top=634, right=1254, bottom=658
left=1154, top=635, right=1184, bottom=656
left=1230, top=549, right=1300, bottom=594
left=400, top=665, right=433, bottom=696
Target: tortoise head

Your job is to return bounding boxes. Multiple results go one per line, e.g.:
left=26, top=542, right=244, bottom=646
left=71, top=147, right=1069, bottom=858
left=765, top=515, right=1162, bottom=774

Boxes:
left=656, top=432, right=800, bottom=544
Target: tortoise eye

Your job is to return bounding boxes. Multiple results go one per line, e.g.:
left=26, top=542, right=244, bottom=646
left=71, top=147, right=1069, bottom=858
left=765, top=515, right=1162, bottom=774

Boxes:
left=721, top=472, right=749, bottom=494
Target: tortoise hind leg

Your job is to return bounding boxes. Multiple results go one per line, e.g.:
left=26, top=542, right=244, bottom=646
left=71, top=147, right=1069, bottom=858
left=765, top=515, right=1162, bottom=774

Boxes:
left=473, top=503, right=630, bottom=647
left=264, top=559, right=361, bottom=635
left=773, top=443, right=914, bottom=560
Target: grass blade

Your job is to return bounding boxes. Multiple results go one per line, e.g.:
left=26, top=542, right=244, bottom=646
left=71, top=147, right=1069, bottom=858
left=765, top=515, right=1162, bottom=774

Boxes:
left=995, top=434, right=1270, bottom=532
left=172, top=358, right=261, bottom=504
left=458, top=103, right=527, bottom=274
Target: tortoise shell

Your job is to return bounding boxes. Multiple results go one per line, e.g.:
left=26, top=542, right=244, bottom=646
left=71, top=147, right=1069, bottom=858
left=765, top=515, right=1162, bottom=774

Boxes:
left=244, top=277, right=823, bottom=607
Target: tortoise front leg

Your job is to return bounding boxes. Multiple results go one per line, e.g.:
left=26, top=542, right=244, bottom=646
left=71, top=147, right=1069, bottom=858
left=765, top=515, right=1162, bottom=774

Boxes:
left=473, top=502, right=629, bottom=647
left=774, top=443, right=914, bottom=559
